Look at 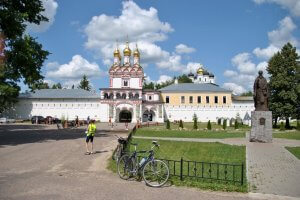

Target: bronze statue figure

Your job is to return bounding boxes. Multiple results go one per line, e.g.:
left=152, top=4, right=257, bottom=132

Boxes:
left=253, top=70, right=269, bottom=111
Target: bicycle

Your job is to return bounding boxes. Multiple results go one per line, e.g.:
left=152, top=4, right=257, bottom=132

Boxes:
left=112, top=135, right=127, bottom=162
left=117, top=141, right=169, bottom=187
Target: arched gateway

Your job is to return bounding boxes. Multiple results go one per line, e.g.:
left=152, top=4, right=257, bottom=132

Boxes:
left=119, top=110, right=132, bottom=122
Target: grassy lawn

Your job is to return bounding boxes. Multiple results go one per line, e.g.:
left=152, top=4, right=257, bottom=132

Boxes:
left=135, top=128, right=245, bottom=139
left=273, top=130, right=300, bottom=140
left=285, top=147, right=300, bottom=159
left=107, top=138, right=247, bottom=192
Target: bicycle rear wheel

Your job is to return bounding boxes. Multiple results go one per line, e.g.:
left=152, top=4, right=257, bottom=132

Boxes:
left=142, top=159, right=169, bottom=187
left=112, top=145, right=121, bottom=161
left=117, top=155, right=134, bottom=180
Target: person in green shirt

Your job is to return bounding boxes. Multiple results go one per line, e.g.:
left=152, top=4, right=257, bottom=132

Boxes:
left=85, top=119, right=96, bottom=155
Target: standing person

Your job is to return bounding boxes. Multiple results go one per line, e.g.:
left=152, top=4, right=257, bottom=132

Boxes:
left=85, top=119, right=96, bottom=155
left=87, top=116, right=90, bottom=127
left=75, top=116, right=79, bottom=127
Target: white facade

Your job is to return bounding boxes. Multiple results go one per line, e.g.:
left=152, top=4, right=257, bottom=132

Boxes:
left=164, top=100, right=254, bottom=122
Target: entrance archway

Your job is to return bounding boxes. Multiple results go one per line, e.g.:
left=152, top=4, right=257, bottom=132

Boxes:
left=119, top=110, right=132, bottom=123
left=142, top=110, right=156, bottom=122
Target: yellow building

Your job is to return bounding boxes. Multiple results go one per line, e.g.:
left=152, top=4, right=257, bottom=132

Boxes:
left=159, top=82, right=254, bottom=123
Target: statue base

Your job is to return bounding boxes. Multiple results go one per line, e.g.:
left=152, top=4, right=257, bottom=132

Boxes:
left=250, top=111, right=272, bottom=143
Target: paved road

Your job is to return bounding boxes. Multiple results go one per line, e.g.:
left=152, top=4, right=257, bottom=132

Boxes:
left=0, top=124, right=298, bottom=200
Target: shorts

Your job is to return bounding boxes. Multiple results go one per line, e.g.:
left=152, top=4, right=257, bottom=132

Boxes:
left=86, top=135, right=94, bottom=143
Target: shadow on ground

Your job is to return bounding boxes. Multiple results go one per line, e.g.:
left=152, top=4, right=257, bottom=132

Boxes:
left=0, top=125, right=110, bottom=147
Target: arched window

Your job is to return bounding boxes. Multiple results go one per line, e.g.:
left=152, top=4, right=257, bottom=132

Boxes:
left=122, top=93, right=126, bottom=99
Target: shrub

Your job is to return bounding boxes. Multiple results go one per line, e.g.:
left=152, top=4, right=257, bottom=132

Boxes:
left=207, top=120, right=211, bottom=130
left=279, top=122, right=285, bottom=131
left=223, top=119, right=227, bottom=130
left=166, top=119, right=170, bottom=129
left=179, top=120, right=183, bottom=129
left=234, top=119, right=239, bottom=129
left=296, top=120, right=300, bottom=131
left=217, top=118, right=221, bottom=125
left=193, top=114, right=198, bottom=129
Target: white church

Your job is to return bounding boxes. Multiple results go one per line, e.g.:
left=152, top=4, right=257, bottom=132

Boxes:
left=7, top=42, right=254, bottom=124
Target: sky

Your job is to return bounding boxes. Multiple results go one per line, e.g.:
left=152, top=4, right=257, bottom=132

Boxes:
left=24, top=0, right=300, bottom=94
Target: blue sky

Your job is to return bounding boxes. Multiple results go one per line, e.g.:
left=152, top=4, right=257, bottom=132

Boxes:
left=25, top=0, right=300, bottom=94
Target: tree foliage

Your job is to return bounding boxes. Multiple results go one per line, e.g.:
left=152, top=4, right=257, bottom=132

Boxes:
left=193, top=113, right=198, bottom=129
left=143, top=81, right=155, bottom=90
left=207, top=120, right=211, bottom=130
left=52, top=83, right=62, bottom=89
left=0, top=0, right=49, bottom=113
left=31, top=81, right=49, bottom=90
left=241, top=91, right=253, bottom=96
left=166, top=119, right=170, bottom=130
left=267, top=43, right=299, bottom=127
left=78, top=75, right=91, bottom=91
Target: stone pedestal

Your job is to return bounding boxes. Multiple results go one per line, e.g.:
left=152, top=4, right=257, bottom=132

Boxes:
left=250, top=111, right=272, bottom=143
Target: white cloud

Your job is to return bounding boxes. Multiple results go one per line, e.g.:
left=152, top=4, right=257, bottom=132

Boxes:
left=253, top=0, right=300, bottom=17
left=43, top=79, right=55, bottom=87
left=253, top=45, right=280, bottom=60
left=224, top=70, right=238, bottom=77
left=223, top=83, right=247, bottom=95
left=231, top=53, right=256, bottom=74
left=253, top=16, right=298, bottom=60
left=27, top=0, right=58, bottom=32
left=84, top=1, right=173, bottom=66
left=175, top=44, right=196, bottom=54
left=156, top=75, right=173, bottom=84
left=156, top=54, right=184, bottom=71
left=182, top=62, right=203, bottom=74
left=46, top=55, right=104, bottom=79
left=46, top=61, right=59, bottom=69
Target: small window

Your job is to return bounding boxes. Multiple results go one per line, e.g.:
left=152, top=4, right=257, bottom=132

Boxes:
left=197, top=96, right=201, bottom=103
left=149, top=96, right=152, bottom=101
left=223, top=96, right=226, bottom=104
left=189, top=96, right=193, bottom=104
left=206, top=96, right=209, bottom=104
left=214, top=96, right=218, bottom=104
left=123, top=80, right=128, bottom=87
left=166, top=96, right=169, bottom=104
left=181, top=96, right=185, bottom=104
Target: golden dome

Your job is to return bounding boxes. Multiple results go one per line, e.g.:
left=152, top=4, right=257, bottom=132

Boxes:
left=113, top=48, right=120, bottom=57
left=197, top=67, right=204, bottom=75
left=133, top=44, right=140, bottom=57
left=123, top=41, right=131, bottom=56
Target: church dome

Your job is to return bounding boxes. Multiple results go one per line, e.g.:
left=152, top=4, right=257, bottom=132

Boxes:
left=133, top=47, right=140, bottom=57
left=123, top=41, right=131, bottom=56
left=197, top=67, right=204, bottom=75
left=114, top=48, right=121, bottom=58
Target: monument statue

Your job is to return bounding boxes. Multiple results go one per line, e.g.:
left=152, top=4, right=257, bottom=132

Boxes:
left=253, top=70, right=269, bottom=111
left=250, top=70, right=272, bottom=143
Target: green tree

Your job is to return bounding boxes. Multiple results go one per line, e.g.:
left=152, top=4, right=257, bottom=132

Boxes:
left=193, top=113, right=198, bottom=129
left=234, top=119, right=239, bottom=129
left=241, top=91, right=253, bottom=96
left=223, top=119, right=227, bottom=130
left=155, top=80, right=173, bottom=90
left=31, top=81, right=49, bottom=90
left=78, top=75, right=91, bottom=91
left=0, top=0, right=49, bottom=113
left=52, top=83, right=62, bottom=89
left=178, top=74, right=193, bottom=83
left=207, top=120, right=211, bottom=130
left=267, top=43, right=299, bottom=128
left=143, top=81, right=155, bottom=90
left=166, top=119, right=170, bottom=130
left=179, top=120, right=183, bottom=129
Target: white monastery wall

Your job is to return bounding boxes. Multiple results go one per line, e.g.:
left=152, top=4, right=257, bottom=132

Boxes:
left=112, top=78, right=122, bottom=88
left=9, top=98, right=108, bottom=121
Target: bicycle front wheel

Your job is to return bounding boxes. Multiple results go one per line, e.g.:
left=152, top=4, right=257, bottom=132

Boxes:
left=142, top=159, right=169, bottom=187
left=112, top=145, right=121, bottom=161
left=117, top=155, right=134, bottom=180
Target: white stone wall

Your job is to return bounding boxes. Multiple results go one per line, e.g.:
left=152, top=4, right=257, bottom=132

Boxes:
left=112, top=78, right=122, bottom=88
left=130, top=78, right=140, bottom=89
left=164, top=100, right=254, bottom=122
left=8, top=98, right=109, bottom=121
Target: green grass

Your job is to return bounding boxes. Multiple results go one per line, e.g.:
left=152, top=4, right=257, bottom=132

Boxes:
left=285, top=147, right=300, bottom=159
left=135, top=128, right=245, bottom=139
left=273, top=130, right=300, bottom=140
left=107, top=139, right=247, bottom=192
